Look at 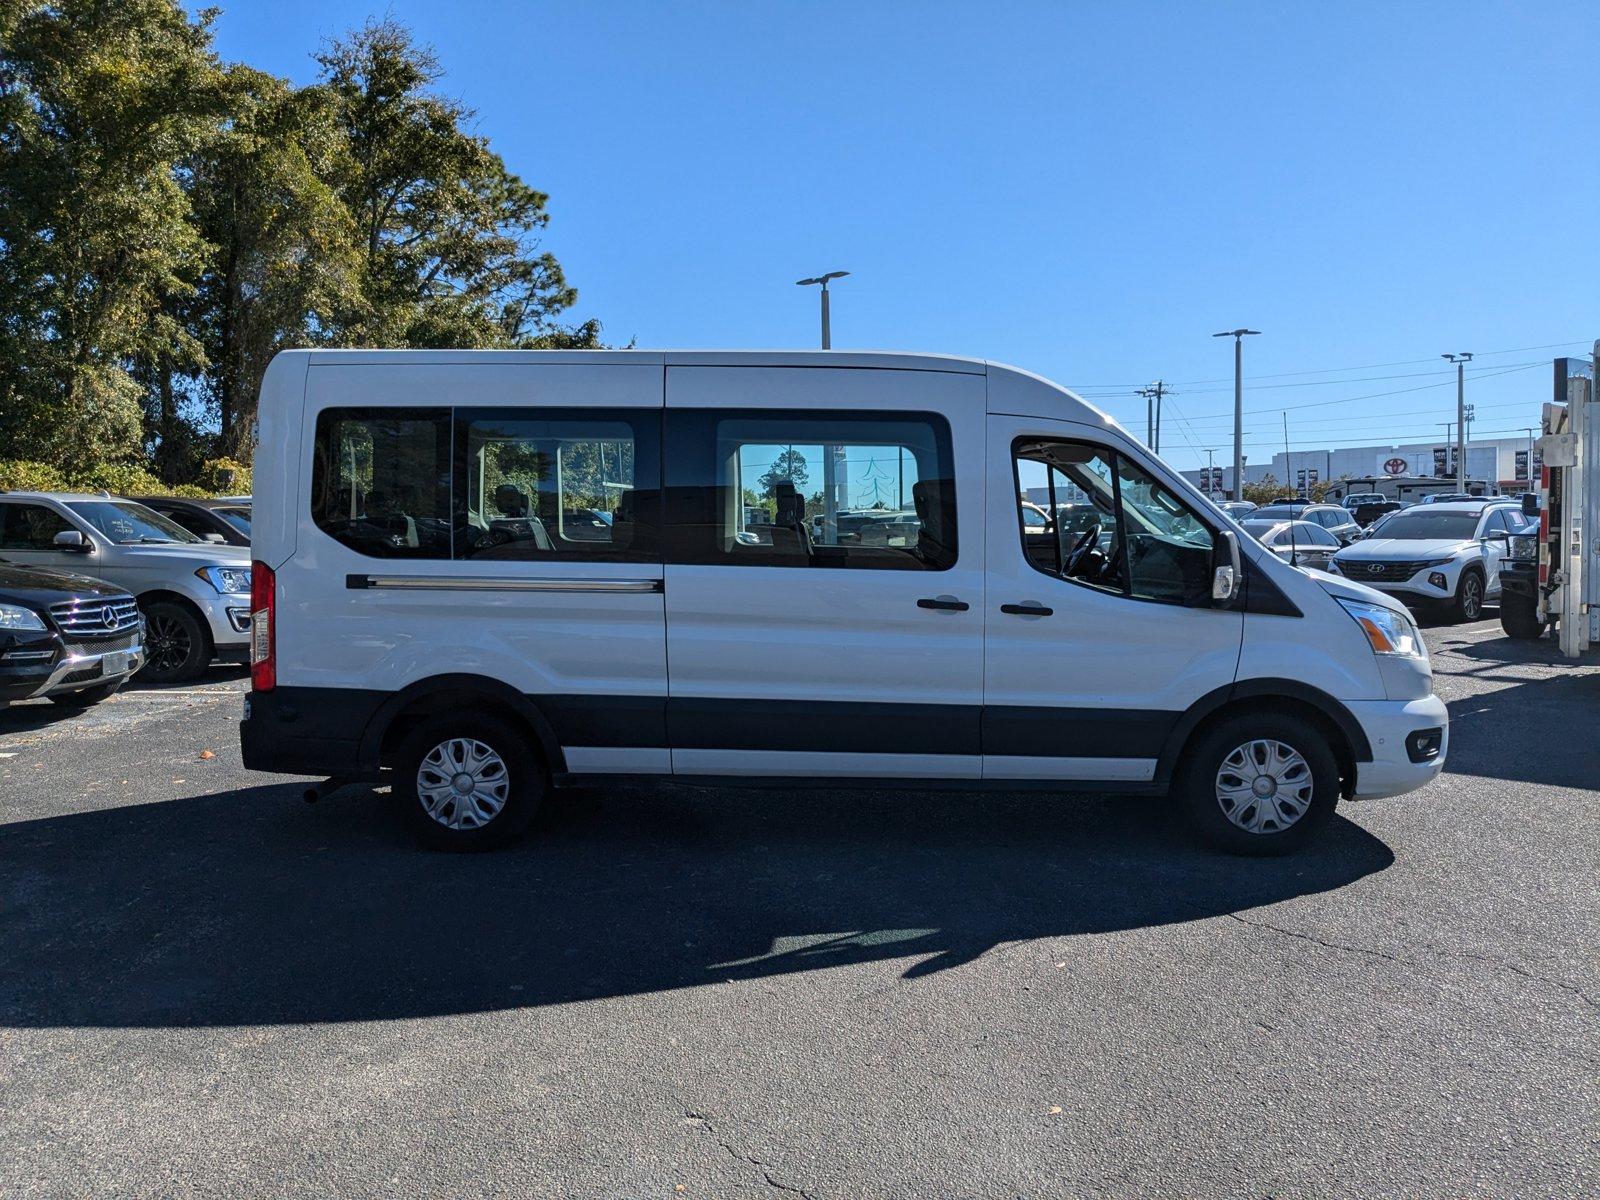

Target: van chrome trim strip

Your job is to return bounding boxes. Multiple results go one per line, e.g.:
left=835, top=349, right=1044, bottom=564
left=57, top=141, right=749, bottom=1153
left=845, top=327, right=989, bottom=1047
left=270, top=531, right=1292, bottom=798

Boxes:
left=345, top=574, right=662, bottom=593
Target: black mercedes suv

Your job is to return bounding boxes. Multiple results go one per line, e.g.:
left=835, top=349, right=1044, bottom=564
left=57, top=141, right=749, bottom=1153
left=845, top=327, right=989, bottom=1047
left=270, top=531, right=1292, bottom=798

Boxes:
left=0, top=560, right=145, bottom=711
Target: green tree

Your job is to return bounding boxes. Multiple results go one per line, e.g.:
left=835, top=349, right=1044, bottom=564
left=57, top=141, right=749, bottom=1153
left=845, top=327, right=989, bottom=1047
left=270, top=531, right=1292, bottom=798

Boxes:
left=314, top=20, right=597, bottom=352
left=181, top=66, right=363, bottom=464
left=757, top=449, right=809, bottom=498
left=0, top=0, right=225, bottom=462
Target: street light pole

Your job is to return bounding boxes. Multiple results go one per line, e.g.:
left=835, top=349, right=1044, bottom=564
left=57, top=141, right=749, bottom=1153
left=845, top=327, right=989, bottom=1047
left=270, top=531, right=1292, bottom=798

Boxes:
left=1443, top=352, right=1473, bottom=489
left=1523, top=426, right=1537, bottom=489
left=1214, top=329, right=1261, bottom=499
left=1205, top=448, right=1216, bottom=498
left=796, top=271, right=850, bottom=349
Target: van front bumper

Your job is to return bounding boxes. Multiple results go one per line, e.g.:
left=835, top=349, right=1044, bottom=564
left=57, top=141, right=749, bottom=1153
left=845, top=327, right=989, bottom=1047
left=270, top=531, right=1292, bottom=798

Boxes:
left=1345, top=694, right=1449, bottom=800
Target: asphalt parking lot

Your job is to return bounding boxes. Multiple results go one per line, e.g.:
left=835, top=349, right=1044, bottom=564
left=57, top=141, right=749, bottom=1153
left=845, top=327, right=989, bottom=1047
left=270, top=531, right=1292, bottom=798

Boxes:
left=2, top=616, right=1596, bottom=1198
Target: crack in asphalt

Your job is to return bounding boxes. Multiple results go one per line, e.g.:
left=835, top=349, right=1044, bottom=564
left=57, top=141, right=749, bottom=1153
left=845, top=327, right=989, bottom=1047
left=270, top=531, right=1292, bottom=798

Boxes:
left=1227, top=913, right=1598, bottom=1011
left=684, top=1111, right=817, bottom=1199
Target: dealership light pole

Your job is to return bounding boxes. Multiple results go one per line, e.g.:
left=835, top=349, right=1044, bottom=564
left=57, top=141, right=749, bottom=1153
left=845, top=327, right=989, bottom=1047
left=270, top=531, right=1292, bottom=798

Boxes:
left=1214, top=329, right=1260, bottom=499
left=1443, top=352, right=1473, bottom=488
left=796, top=271, right=849, bottom=349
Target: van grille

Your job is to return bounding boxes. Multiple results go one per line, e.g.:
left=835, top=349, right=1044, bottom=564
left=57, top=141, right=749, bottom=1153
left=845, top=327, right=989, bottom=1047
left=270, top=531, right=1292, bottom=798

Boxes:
left=49, top=597, right=140, bottom=638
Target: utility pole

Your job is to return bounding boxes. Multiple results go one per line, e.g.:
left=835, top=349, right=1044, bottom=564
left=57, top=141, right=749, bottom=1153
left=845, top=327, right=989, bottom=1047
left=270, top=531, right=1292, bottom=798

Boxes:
left=796, top=271, right=849, bottom=349
left=1214, top=329, right=1261, bottom=500
left=1205, top=449, right=1217, bottom=498
left=1523, top=426, right=1537, bottom=488
left=1283, top=412, right=1292, bottom=496
left=1443, top=352, right=1473, bottom=489
left=1135, top=381, right=1173, bottom=453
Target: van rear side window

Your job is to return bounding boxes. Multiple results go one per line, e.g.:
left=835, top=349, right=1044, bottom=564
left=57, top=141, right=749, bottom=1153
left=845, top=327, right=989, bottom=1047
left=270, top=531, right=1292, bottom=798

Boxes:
left=312, top=409, right=453, bottom=558
left=311, top=406, right=662, bottom=562
left=457, top=409, right=660, bottom=561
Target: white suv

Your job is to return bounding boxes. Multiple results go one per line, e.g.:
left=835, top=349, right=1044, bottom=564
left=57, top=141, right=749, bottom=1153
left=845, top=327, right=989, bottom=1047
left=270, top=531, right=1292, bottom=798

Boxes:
left=1329, top=500, right=1528, bottom=622
left=0, top=493, right=252, bottom=681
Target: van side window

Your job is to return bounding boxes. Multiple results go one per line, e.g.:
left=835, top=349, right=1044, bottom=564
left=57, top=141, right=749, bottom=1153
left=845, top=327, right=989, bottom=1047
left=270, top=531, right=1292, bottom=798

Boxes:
left=311, top=409, right=453, bottom=558
left=1115, top=457, right=1215, bottom=604
left=1012, top=439, right=1215, bottom=605
left=664, top=410, right=956, bottom=570
left=455, top=409, right=660, bottom=561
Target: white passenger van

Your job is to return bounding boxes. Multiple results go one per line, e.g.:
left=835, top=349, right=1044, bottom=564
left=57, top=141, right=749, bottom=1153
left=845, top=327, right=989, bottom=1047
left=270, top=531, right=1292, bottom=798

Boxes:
left=241, top=350, right=1447, bottom=854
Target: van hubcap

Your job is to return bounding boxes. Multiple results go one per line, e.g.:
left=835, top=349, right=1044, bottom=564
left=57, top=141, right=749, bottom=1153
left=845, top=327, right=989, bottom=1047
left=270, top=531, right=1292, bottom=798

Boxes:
left=1215, top=740, right=1313, bottom=834
left=416, top=738, right=509, bottom=830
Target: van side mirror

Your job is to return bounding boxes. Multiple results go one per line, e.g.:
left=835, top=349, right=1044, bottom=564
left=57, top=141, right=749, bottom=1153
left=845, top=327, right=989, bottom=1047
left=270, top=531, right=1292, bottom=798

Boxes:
left=52, top=530, right=91, bottom=552
left=1521, top=493, right=1539, bottom=517
left=1212, top=530, right=1240, bottom=605
left=202, top=532, right=226, bottom=544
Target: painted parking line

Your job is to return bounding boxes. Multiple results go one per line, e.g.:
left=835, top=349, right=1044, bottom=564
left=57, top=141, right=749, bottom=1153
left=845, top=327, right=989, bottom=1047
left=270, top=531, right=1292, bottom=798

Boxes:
left=118, top=689, right=247, bottom=699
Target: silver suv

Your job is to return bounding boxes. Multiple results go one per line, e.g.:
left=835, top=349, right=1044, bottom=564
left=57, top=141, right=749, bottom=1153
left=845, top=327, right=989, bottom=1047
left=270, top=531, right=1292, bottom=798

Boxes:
left=0, top=493, right=251, bottom=682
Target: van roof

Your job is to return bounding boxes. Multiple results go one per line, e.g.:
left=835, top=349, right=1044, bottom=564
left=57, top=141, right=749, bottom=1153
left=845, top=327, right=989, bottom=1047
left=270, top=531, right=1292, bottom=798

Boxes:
left=279, top=347, right=1125, bottom=435
left=297, top=348, right=991, bottom=374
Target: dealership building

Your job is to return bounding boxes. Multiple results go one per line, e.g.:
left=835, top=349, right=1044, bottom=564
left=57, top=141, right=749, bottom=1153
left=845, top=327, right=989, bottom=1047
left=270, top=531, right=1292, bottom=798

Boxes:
left=1179, top=433, right=1542, bottom=499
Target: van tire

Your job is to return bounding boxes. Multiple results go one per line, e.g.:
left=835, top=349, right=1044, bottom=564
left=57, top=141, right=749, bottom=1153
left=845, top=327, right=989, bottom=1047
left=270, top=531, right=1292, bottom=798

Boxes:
left=1176, top=712, right=1340, bottom=856
left=394, top=713, right=544, bottom=851
left=1451, top=567, right=1485, bottom=623
left=140, top=601, right=210, bottom=683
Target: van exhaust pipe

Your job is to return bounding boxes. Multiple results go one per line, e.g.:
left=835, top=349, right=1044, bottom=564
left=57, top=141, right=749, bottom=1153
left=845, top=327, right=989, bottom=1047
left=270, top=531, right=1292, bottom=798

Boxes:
left=303, top=776, right=357, bottom=804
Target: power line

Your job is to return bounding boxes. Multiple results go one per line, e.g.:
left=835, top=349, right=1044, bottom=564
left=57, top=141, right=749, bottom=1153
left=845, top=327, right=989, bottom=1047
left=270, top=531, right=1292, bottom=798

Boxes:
left=1071, top=357, right=1547, bottom=399
left=1063, top=338, right=1591, bottom=390
left=1095, top=361, right=1542, bottom=426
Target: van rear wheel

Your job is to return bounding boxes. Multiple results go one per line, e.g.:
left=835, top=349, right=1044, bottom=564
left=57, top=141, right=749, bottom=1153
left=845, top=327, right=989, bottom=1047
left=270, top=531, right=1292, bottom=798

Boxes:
left=394, top=713, right=543, bottom=851
left=1177, top=712, right=1339, bottom=855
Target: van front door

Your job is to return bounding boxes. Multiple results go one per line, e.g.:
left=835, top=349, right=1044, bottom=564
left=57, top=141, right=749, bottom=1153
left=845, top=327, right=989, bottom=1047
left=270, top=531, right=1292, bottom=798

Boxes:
left=981, top=416, right=1244, bottom=783
left=662, top=364, right=987, bottom=779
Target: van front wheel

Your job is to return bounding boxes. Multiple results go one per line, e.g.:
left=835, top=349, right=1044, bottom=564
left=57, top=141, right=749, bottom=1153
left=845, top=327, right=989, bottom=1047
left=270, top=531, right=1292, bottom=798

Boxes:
left=394, top=714, right=543, bottom=851
left=1177, top=713, right=1339, bottom=855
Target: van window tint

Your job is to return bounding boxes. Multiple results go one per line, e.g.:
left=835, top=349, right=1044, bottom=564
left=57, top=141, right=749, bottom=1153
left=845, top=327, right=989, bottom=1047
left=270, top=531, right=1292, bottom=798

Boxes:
left=664, top=410, right=956, bottom=570
left=1013, top=439, right=1215, bottom=605
left=456, top=410, right=660, bottom=561
left=312, top=409, right=453, bottom=558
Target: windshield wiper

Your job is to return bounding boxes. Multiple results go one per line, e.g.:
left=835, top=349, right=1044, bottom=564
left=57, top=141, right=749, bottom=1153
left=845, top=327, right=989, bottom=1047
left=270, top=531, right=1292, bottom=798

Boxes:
left=134, top=536, right=176, bottom=544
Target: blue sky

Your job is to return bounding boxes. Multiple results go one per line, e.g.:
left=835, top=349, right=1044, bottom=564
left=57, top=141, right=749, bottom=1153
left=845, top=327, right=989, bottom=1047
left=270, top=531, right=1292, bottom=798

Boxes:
left=211, top=1, right=1598, bottom=471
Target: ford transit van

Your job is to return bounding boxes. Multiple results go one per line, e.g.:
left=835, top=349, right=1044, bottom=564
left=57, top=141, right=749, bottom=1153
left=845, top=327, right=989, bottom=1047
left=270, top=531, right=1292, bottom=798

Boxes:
left=240, top=350, right=1447, bottom=853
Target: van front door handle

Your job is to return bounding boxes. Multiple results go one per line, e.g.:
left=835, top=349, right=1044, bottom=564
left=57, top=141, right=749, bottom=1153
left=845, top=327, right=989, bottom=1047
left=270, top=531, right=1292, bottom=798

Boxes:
left=1000, top=602, right=1054, bottom=617
left=917, top=596, right=969, bottom=612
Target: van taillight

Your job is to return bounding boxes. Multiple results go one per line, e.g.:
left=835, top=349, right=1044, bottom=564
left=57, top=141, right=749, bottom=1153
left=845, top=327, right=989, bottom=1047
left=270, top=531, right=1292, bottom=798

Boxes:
left=250, top=560, right=275, bottom=692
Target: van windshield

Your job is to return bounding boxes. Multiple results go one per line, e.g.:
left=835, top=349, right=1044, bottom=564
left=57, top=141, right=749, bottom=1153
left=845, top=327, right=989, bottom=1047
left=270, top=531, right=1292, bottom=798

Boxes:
left=67, top=501, right=200, bottom=545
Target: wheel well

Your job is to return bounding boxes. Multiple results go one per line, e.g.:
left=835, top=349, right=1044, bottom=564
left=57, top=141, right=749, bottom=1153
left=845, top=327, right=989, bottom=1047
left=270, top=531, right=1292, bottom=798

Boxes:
left=1176, top=696, right=1359, bottom=799
left=136, top=590, right=214, bottom=651
left=377, top=687, right=554, bottom=773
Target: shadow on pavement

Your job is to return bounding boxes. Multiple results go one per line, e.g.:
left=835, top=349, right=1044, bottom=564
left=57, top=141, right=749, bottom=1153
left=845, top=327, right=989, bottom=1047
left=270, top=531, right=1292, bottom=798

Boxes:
left=0, top=781, right=1392, bottom=1028
left=1440, top=672, right=1600, bottom=790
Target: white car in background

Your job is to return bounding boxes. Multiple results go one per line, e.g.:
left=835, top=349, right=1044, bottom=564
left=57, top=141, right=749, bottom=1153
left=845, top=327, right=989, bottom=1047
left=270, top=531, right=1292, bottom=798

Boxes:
left=1328, top=500, right=1529, bottom=622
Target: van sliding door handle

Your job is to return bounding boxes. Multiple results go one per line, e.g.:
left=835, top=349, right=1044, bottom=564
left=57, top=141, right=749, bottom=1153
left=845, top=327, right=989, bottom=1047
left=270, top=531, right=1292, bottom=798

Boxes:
left=1000, top=602, right=1054, bottom=617
left=917, top=596, right=969, bottom=612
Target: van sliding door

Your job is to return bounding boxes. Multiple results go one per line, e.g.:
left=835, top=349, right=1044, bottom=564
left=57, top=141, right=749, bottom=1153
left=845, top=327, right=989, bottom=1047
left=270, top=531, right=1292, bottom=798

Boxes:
left=662, top=364, right=987, bottom=780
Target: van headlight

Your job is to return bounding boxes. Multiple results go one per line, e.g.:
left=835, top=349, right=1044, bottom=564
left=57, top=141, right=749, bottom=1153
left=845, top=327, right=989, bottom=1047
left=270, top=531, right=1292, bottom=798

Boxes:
left=0, top=603, right=46, bottom=631
left=1507, top=534, right=1538, bottom=562
left=196, top=565, right=252, bottom=595
left=1337, top=597, right=1424, bottom=659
